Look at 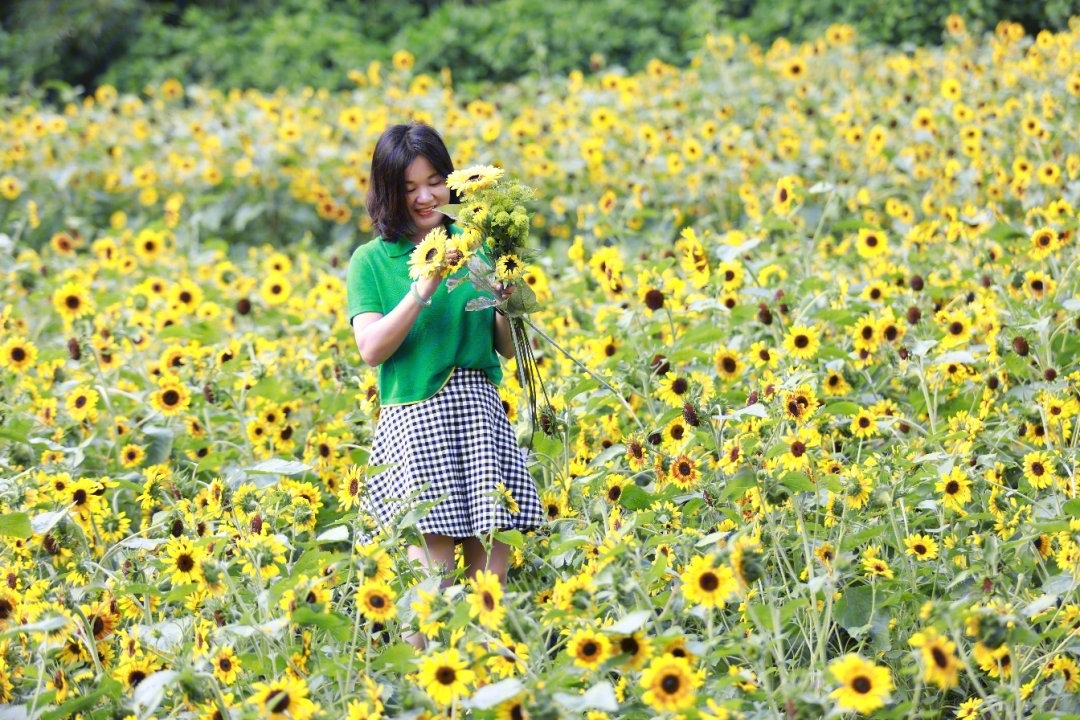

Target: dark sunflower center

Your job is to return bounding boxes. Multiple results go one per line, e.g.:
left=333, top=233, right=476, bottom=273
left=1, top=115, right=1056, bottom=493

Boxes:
left=620, top=637, right=639, bottom=655
left=219, top=657, right=232, bottom=671
left=677, top=461, right=691, bottom=476
left=858, top=417, right=871, bottom=428
left=790, top=441, right=806, bottom=457
left=852, top=676, right=871, bottom=694
left=582, top=641, right=598, bottom=657
left=267, top=689, right=290, bottom=712
left=177, top=553, right=195, bottom=572
left=162, top=389, right=180, bottom=406
left=914, top=544, right=927, bottom=555
left=779, top=188, right=789, bottom=202
left=129, top=670, right=147, bottom=687
left=73, top=489, right=87, bottom=505
left=483, top=592, right=495, bottom=612
left=861, top=326, right=874, bottom=339
left=945, top=480, right=959, bottom=494
left=931, top=646, right=948, bottom=668
left=11, top=347, right=26, bottom=362
left=661, top=673, right=681, bottom=693
left=699, top=572, right=719, bottom=591
left=65, top=295, right=81, bottom=309
left=1032, top=462, right=1045, bottom=476
left=865, top=234, right=878, bottom=247
left=722, top=357, right=737, bottom=372
left=75, top=395, right=87, bottom=408
left=672, top=378, right=688, bottom=394
left=794, top=334, right=809, bottom=348
left=949, top=322, right=964, bottom=335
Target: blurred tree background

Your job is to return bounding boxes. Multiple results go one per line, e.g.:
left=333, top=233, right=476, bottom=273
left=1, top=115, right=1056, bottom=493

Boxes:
left=2, top=0, right=1077, bottom=95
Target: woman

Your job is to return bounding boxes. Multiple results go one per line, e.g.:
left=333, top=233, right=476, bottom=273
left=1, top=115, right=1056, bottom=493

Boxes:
left=346, top=123, right=544, bottom=644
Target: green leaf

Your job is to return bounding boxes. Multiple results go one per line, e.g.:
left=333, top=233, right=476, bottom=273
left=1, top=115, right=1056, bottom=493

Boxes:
left=986, top=222, right=1025, bottom=242
left=1062, top=499, right=1080, bottom=518
left=780, top=472, right=816, bottom=493
left=0, top=512, right=32, bottom=539
left=371, top=642, right=416, bottom=673
left=831, top=218, right=881, bottom=232
left=290, top=607, right=352, bottom=642
left=41, top=677, right=122, bottom=720
left=834, top=585, right=875, bottom=633
left=563, top=378, right=600, bottom=402
left=494, top=530, right=524, bottom=549
left=529, top=431, right=564, bottom=460
left=823, top=401, right=860, bottom=416
left=620, top=484, right=653, bottom=511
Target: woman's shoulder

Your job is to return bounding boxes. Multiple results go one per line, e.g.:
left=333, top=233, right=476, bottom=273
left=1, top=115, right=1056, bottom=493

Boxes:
left=348, top=236, right=390, bottom=265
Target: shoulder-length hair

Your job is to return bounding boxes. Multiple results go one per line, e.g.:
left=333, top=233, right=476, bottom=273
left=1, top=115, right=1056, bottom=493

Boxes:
left=365, top=122, right=459, bottom=242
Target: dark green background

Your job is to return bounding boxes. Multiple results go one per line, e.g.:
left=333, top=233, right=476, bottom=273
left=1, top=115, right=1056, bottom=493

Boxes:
left=2, top=0, right=1077, bottom=95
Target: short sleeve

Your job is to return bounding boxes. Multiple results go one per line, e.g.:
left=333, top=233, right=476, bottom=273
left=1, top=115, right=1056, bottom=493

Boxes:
left=346, top=246, right=383, bottom=322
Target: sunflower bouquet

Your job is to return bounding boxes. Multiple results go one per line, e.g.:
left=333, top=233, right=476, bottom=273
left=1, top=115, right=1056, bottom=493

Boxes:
left=407, top=164, right=547, bottom=428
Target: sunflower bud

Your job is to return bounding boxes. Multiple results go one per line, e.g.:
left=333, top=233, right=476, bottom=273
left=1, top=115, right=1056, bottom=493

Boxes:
left=747, top=390, right=759, bottom=406
left=898, top=347, right=909, bottom=360
left=1044, top=367, right=1057, bottom=381
left=1012, top=336, right=1029, bottom=356
left=978, top=614, right=1008, bottom=650
left=236, top=298, right=252, bottom=316
left=647, top=432, right=662, bottom=446
left=250, top=514, right=263, bottom=534
left=67, top=337, right=81, bottom=360
left=170, top=519, right=184, bottom=537
left=757, top=303, right=773, bottom=325
left=910, top=274, right=924, bottom=291
left=906, top=306, right=921, bottom=324
left=650, top=354, right=670, bottom=376
left=203, top=383, right=216, bottom=404
left=682, top=402, right=700, bottom=427
left=736, top=548, right=766, bottom=584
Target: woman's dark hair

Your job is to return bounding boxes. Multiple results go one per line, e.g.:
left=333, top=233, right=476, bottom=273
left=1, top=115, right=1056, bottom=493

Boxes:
left=366, top=122, right=459, bottom=242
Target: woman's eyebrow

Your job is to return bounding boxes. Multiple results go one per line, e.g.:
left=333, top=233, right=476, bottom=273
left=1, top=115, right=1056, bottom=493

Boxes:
left=405, top=172, right=442, bottom=186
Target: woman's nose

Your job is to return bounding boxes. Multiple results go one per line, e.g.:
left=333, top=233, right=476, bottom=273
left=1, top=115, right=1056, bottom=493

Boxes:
left=415, top=185, right=433, bottom=204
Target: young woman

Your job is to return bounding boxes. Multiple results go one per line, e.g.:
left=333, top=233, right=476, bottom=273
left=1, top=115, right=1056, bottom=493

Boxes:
left=346, top=123, right=544, bottom=644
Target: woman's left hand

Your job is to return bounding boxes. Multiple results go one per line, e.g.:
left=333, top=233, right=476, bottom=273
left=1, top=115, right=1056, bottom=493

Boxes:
left=493, top=282, right=515, bottom=303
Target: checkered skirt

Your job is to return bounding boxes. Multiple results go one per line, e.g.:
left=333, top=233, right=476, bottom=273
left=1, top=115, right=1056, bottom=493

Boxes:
left=362, top=368, right=544, bottom=540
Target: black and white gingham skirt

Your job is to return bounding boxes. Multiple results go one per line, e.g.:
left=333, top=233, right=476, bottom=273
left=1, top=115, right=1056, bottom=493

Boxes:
left=362, top=368, right=544, bottom=541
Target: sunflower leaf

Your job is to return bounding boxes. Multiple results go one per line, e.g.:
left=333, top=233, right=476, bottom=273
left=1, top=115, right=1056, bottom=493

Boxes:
left=464, top=678, right=524, bottom=709
left=0, top=512, right=31, bottom=539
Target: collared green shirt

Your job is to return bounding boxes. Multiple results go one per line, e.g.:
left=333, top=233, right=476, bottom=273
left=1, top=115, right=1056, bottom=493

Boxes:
left=346, top=225, right=503, bottom=405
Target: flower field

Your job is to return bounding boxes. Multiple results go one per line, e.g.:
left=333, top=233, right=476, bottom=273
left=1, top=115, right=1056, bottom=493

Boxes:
left=3, top=15, right=1080, bottom=720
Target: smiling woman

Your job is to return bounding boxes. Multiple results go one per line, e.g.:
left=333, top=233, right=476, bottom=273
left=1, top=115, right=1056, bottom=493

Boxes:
left=346, top=123, right=545, bottom=651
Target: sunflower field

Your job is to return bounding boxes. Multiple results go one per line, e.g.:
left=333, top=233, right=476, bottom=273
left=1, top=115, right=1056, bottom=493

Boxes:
left=3, top=13, right=1080, bottom=720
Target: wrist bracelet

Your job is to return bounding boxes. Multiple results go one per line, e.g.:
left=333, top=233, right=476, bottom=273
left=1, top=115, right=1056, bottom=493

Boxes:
left=409, top=282, right=432, bottom=308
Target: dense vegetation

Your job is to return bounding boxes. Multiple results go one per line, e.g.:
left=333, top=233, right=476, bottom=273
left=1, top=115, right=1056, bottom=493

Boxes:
left=2, top=0, right=1077, bottom=95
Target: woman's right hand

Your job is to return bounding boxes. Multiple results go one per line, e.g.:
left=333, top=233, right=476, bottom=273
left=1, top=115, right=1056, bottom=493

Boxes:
left=414, top=248, right=463, bottom=301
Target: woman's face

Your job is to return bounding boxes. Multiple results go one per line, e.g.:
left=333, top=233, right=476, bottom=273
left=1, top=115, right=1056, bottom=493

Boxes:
left=404, top=154, right=450, bottom=242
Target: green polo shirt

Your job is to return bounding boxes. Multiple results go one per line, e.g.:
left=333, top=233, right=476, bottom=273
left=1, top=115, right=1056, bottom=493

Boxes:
left=346, top=225, right=503, bottom=405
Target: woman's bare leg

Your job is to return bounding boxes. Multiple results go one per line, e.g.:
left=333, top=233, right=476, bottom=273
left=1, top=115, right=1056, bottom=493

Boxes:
left=462, top=536, right=510, bottom=584
left=404, top=533, right=456, bottom=650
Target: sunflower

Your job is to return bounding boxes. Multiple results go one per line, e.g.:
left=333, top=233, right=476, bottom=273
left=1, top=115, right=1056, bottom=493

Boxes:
left=52, top=281, right=95, bottom=323
left=828, top=654, right=893, bottom=715
left=489, top=632, right=529, bottom=678
left=936, top=310, right=971, bottom=349
left=662, top=416, right=691, bottom=450
left=150, top=380, right=191, bottom=417
left=163, top=536, right=205, bottom=586
left=782, top=324, right=820, bottom=361
left=680, top=554, right=737, bottom=608
left=713, top=347, right=743, bottom=381
left=120, top=444, right=146, bottom=469
left=908, top=629, right=959, bottom=689
left=0, top=337, right=38, bottom=372
left=640, top=655, right=702, bottom=712
left=409, top=226, right=448, bottom=280
left=212, top=646, right=242, bottom=685
left=357, top=579, right=397, bottom=623
left=860, top=546, right=893, bottom=579
left=466, top=569, right=505, bottom=630
left=624, top=436, right=648, bottom=471
left=903, top=534, right=939, bottom=561
left=782, top=385, right=818, bottom=424
left=1022, top=450, right=1056, bottom=490
left=446, top=164, right=504, bottom=194
left=935, top=467, right=972, bottom=512
left=495, top=253, right=524, bottom=282
left=565, top=626, right=611, bottom=670
left=113, top=657, right=159, bottom=691
left=418, top=648, right=476, bottom=706
left=260, top=273, right=292, bottom=306
left=855, top=228, right=888, bottom=259
left=822, top=370, right=851, bottom=396
left=65, top=385, right=100, bottom=422
left=612, top=631, right=652, bottom=670
left=656, top=372, right=693, bottom=407
left=668, top=454, right=700, bottom=491
left=849, top=410, right=878, bottom=439
left=249, top=676, right=317, bottom=720
left=1029, top=226, right=1059, bottom=260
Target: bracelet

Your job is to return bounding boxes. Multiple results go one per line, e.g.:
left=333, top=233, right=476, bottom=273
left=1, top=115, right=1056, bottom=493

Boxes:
left=409, top=282, right=432, bottom=308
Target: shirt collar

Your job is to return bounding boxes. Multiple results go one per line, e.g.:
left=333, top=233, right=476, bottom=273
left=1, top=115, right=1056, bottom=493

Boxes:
left=383, top=236, right=415, bottom=258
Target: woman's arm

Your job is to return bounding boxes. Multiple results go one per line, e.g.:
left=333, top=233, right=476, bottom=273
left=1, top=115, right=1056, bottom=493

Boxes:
left=492, top=281, right=515, bottom=360
left=352, top=269, right=446, bottom=367
left=494, top=310, right=514, bottom=359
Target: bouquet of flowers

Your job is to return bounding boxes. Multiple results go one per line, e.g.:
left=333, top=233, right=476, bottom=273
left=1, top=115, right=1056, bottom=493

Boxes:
left=408, top=164, right=547, bottom=429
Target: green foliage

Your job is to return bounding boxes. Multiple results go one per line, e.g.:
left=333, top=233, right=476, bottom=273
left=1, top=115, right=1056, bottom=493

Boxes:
left=1, top=0, right=1078, bottom=95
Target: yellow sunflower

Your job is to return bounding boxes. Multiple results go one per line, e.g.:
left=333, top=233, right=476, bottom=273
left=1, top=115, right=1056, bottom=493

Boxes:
left=908, top=628, right=959, bottom=689
left=828, top=654, right=893, bottom=715
left=496, top=253, right=525, bottom=281
left=680, top=554, right=737, bottom=608
left=417, top=648, right=476, bottom=706
left=248, top=676, right=317, bottom=720
left=52, top=281, right=96, bottom=323
left=446, top=164, right=504, bottom=194
left=640, top=655, right=702, bottom=712
left=409, top=226, right=448, bottom=279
